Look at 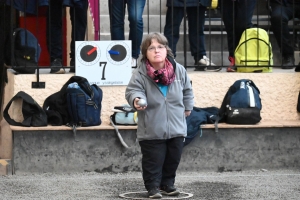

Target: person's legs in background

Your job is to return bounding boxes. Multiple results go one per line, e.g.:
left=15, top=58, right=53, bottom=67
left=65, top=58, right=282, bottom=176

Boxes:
left=0, top=3, right=10, bottom=120
left=69, top=0, right=88, bottom=72
left=163, top=6, right=184, bottom=59
left=270, top=2, right=294, bottom=68
left=220, top=0, right=234, bottom=59
left=127, top=0, right=146, bottom=67
left=109, top=0, right=126, bottom=40
left=221, top=0, right=256, bottom=72
left=187, top=6, right=219, bottom=71
left=220, top=0, right=236, bottom=71
left=109, top=0, right=133, bottom=66
left=47, top=0, right=65, bottom=74
left=234, top=0, right=257, bottom=54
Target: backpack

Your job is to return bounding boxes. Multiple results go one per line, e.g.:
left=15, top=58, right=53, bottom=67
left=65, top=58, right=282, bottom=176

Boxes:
left=66, top=81, right=103, bottom=129
left=218, top=79, right=262, bottom=125
left=235, top=28, right=273, bottom=73
left=110, top=105, right=137, bottom=126
left=4, top=91, right=47, bottom=127
left=109, top=105, right=138, bottom=148
left=43, top=76, right=102, bottom=126
left=9, top=28, right=41, bottom=74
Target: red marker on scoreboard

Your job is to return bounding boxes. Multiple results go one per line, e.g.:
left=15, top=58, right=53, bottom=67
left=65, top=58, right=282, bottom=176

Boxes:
left=87, top=47, right=97, bottom=55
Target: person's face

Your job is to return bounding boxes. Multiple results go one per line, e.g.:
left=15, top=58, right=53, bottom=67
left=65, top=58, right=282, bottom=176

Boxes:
left=146, top=39, right=167, bottom=67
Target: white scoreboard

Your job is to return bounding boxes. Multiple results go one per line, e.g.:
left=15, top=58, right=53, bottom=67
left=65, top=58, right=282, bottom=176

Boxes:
left=75, top=40, right=132, bottom=86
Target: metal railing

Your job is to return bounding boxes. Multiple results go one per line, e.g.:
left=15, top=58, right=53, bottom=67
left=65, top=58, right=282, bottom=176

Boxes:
left=1, top=0, right=300, bottom=88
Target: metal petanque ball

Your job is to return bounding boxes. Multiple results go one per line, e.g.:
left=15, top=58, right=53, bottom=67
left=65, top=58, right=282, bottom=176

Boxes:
left=138, top=99, right=147, bottom=107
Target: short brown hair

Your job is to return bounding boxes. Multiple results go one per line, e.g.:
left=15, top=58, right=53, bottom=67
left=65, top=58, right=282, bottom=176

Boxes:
left=140, top=32, right=174, bottom=61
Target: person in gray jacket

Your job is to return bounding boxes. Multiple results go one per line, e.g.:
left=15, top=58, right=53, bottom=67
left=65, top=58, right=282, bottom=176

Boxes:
left=125, top=32, right=194, bottom=199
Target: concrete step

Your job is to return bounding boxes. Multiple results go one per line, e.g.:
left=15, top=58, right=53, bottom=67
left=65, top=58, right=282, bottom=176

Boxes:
left=9, top=125, right=300, bottom=174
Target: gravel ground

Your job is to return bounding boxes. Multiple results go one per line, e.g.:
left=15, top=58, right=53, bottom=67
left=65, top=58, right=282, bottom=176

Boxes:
left=1, top=169, right=300, bottom=200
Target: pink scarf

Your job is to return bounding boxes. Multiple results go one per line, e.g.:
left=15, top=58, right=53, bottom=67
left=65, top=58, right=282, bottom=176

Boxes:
left=146, top=59, right=176, bottom=85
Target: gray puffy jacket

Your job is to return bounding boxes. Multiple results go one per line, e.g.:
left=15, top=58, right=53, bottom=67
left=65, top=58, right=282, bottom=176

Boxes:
left=125, top=58, right=194, bottom=141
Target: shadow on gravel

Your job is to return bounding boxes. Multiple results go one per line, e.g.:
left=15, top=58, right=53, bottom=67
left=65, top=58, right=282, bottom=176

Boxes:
left=184, top=181, right=241, bottom=200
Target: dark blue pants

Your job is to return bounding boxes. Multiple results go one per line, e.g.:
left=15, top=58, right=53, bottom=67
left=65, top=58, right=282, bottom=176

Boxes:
left=108, top=0, right=146, bottom=59
left=270, top=2, right=300, bottom=58
left=220, top=0, right=257, bottom=57
left=139, top=137, right=184, bottom=191
left=1, top=3, right=11, bottom=66
left=47, top=0, right=88, bottom=61
left=0, top=3, right=10, bottom=114
left=164, top=6, right=207, bottom=62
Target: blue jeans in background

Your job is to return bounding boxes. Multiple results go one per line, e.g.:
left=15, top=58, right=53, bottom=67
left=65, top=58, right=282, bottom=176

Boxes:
left=108, top=0, right=146, bottom=59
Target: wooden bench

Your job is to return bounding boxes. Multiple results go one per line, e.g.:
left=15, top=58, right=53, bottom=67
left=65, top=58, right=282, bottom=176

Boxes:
left=9, top=119, right=300, bottom=132
left=9, top=124, right=137, bottom=131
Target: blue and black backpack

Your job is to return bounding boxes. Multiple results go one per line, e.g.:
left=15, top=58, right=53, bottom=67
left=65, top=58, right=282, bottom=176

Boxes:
left=218, top=79, right=262, bottom=126
left=43, top=76, right=103, bottom=140
left=10, top=28, right=41, bottom=74
left=66, top=77, right=103, bottom=139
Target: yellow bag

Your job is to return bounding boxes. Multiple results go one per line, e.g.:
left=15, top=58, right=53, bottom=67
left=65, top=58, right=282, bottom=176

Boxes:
left=235, top=28, right=273, bottom=73
left=208, top=0, right=218, bottom=9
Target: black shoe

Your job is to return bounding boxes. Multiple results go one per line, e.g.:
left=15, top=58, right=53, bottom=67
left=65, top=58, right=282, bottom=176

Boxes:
left=282, top=56, right=294, bottom=69
left=160, top=185, right=180, bottom=196
left=205, top=66, right=222, bottom=72
left=148, top=188, right=162, bottom=199
left=50, top=58, right=65, bottom=74
left=194, top=61, right=206, bottom=71
left=295, top=65, right=300, bottom=72
left=69, top=58, right=75, bottom=73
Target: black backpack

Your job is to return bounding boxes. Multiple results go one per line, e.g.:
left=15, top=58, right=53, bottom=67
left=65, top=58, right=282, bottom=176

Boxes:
left=218, top=79, right=262, bottom=126
left=7, top=28, right=41, bottom=74
left=43, top=76, right=101, bottom=126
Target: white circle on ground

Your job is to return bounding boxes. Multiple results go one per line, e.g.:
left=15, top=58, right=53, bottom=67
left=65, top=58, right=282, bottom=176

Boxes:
left=119, top=191, right=193, bottom=199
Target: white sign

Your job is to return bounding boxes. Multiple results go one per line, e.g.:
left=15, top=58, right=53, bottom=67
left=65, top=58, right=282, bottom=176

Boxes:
left=75, top=40, right=132, bottom=86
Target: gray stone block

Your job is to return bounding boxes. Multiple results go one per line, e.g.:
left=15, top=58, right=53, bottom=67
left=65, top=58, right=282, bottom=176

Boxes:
left=12, top=127, right=300, bottom=174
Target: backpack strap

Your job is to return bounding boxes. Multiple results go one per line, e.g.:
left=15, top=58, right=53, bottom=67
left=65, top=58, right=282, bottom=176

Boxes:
left=113, top=106, right=136, bottom=113
left=70, top=124, right=80, bottom=142
left=247, top=79, right=260, bottom=94
left=77, top=79, right=94, bottom=99
left=4, top=91, right=36, bottom=126
left=11, top=28, right=20, bottom=66
left=109, top=116, right=130, bottom=148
